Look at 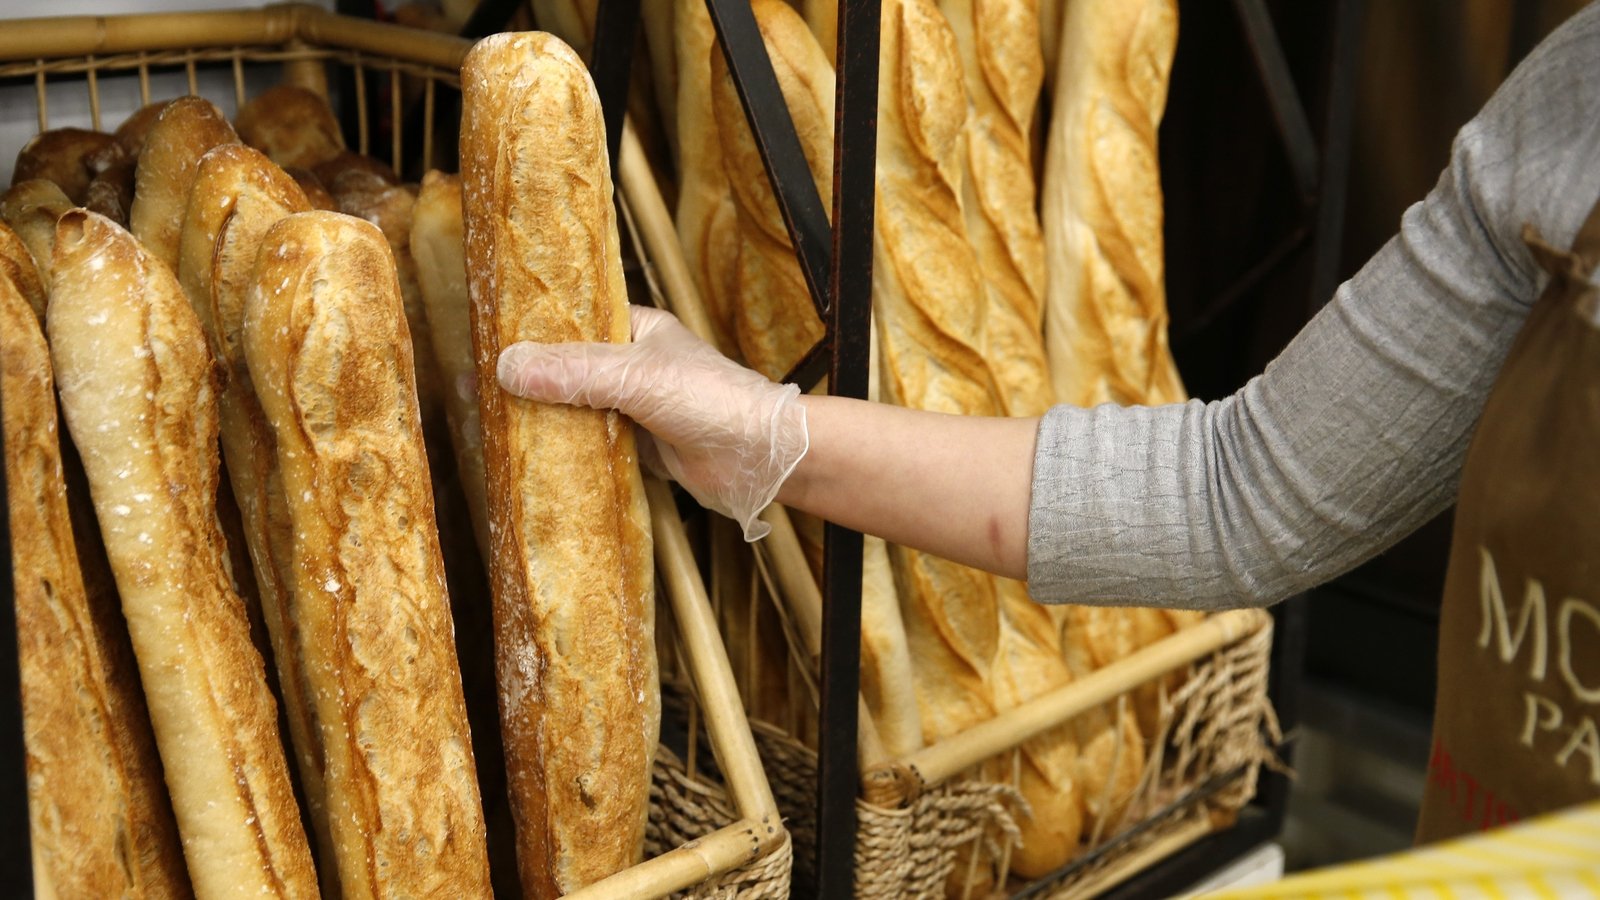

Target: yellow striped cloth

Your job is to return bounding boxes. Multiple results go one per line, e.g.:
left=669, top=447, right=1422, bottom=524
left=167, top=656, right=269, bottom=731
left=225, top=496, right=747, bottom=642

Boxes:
left=1203, top=801, right=1600, bottom=898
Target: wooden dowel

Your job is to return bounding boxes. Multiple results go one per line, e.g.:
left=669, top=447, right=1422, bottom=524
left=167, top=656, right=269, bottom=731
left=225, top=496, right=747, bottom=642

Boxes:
left=137, top=54, right=149, bottom=104
left=645, top=478, right=780, bottom=826
left=295, top=6, right=470, bottom=71
left=616, top=123, right=729, bottom=355
left=422, top=76, right=435, bottom=172
left=899, top=609, right=1270, bottom=788
left=231, top=52, right=245, bottom=111
left=755, top=506, right=823, bottom=662
left=354, top=58, right=368, bottom=155
left=0, top=7, right=294, bottom=62
left=390, top=66, right=401, bottom=174
left=184, top=53, right=197, bottom=95
left=562, top=819, right=779, bottom=900
left=85, top=56, right=100, bottom=130
left=34, top=67, right=46, bottom=132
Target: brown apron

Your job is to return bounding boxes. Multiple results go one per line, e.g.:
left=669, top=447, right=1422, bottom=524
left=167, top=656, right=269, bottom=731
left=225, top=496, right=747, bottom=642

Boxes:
left=1416, top=193, right=1600, bottom=843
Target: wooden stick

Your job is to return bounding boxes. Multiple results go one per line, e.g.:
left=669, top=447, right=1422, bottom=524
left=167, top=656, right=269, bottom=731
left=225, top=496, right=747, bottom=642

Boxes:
left=0, top=8, right=293, bottom=61
left=562, top=819, right=780, bottom=900
left=898, top=609, right=1270, bottom=788
left=1051, top=811, right=1212, bottom=900
left=616, top=123, right=730, bottom=356
left=646, top=478, right=780, bottom=827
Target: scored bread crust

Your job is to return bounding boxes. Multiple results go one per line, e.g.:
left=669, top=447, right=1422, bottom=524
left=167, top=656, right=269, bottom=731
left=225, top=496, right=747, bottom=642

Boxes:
left=1041, top=0, right=1184, bottom=407
left=3, top=259, right=191, bottom=900
left=710, top=0, right=830, bottom=381
left=242, top=209, right=492, bottom=897
left=0, top=221, right=45, bottom=319
left=130, top=96, right=240, bottom=271
left=673, top=0, right=741, bottom=355
left=1, top=179, right=73, bottom=288
left=411, top=171, right=492, bottom=561
left=462, top=32, right=658, bottom=899
left=47, top=209, right=316, bottom=899
left=173, top=142, right=342, bottom=894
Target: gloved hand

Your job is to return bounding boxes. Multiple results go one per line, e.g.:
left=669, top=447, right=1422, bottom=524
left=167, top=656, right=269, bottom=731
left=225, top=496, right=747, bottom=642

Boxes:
left=497, top=305, right=808, bottom=541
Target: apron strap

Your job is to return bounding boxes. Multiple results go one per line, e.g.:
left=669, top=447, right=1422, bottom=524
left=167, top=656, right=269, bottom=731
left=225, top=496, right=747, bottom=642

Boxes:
left=1523, top=185, right=1600, bottom=284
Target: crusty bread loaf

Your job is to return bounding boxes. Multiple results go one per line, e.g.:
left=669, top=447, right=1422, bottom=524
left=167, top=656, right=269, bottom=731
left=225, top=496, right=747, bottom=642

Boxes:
left=1, top=179, right=73, bottom=286
left=1057, top=606, right=1148, bottom=834
left=3, top=252, right=191, bottom=900
left=172, top=142, right=340, bottom=893
left=0, top=221, right=45, bottom=319
left=328, top=175, right=446, bottom=431
left=130, top=96, right=239, bottom=271
left=111, top=100, right=174, bottom=162
left=710, top=0, right=830, bottom=380
left=873, top=0, right=1002, bottom=746
left=235, top=85, right=347, bottom=169
left=84, top=158, right=137, bottom=226
left=411, top=170, right=491, bottom=560
left=12, top=127, right=118, bottom=203
left=284, top=166, right=339, bottom=210
left=47, top=209, right=316, bottom=899
left=673, top=0, right=741, bottom=355
left=803, top=0, right=838, bottom=64
left=462, top=32, right=658, bottom=898
left=242, top=209, right=492, bottom=897
left=1042, top=0, right=1183, bottom=407
left=942, top=0, right=1054, bottom=418
left=310, top=150, right=398, bottom=196
left=1038, top=0, right=1064, bottom=92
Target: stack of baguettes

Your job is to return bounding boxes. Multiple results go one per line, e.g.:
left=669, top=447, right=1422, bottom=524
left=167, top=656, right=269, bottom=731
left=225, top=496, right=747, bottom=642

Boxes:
left=646, top=0, right=1202, bottom=887
left=3, top=32, right=657, bottom=899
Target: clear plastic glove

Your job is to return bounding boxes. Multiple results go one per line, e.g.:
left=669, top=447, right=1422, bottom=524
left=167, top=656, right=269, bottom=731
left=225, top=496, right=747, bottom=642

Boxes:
left=496, top=305, right=808, bottom=541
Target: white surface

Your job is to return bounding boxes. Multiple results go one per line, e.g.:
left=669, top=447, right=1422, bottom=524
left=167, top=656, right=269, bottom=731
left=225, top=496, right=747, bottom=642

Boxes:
left=1, top=0, right=336, bottom=186
left=1179, top=843, right=1286, bottom=896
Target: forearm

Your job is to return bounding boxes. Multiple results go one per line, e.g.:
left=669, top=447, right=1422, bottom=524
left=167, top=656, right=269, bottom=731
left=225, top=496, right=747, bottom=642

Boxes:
left=777, top=395, right=1038, bottom=580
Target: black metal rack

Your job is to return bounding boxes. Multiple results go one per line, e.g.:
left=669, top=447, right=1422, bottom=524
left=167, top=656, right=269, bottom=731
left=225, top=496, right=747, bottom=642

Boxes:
left=0, top=0, right=1364, bottom=895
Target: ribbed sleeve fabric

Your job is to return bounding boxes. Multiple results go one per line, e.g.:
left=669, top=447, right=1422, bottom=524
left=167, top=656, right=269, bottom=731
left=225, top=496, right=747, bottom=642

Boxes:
left=1026, top=3, right=1600, bottom=609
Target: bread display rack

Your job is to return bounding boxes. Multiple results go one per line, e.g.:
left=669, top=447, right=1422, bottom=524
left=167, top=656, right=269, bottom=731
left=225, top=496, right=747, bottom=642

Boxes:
left=0, top=4, right=791, bottom=896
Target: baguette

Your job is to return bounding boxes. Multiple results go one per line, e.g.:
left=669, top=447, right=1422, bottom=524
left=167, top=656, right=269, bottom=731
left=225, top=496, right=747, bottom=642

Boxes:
left=710, top=0, right=829, bottom=380
left=284, top=166, right=339, bottom=211
left=1041, top=0, right=1183, bottom=407
left=462, top=32, right=658, bottom=897
left=329, top=176, right=446, bottom=431
left=1, top=179, right=73, bottom=287
left=235, top=85, right=346, bottom=170
left=174, top=143, right=339, bottom=892
left=4, top=250, right=191, bottom=900
left=130, top=96, right=240, bottom=271
left=411, top=170, right=491, bottom=560
left=673, top=0, right=740, bottom=355
left=0, top=221, right=45, bottom=318
left=111, top=100, right=174, bottom=162
left=310, top=150, right=398, bottom=196
left=48, top=209, right=316, bottom=899
left=243, top=209, right=492, bottom=896
left=803, top=0, right=838, bottom=65
left=942, top=0, right=1054, bottom=418
left=12, top=127, right=117, bottom=203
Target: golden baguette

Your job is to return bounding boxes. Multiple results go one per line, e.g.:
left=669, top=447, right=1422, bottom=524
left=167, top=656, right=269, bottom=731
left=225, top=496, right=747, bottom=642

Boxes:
left=1041, top=0, right=1183, bottom=408
left=0, top=221, right=45, bottom=318
left=941, top=0, right=1053, bottom=418
left=411, top=170, right=491, bottom=561
left=48, top=209, right=316, bottom=899
left=3, top=250, right=191, bottom=900
left=710, top=0, right=830, bottom=382
left=1, top=179, right=73, bottom=288
left=173, top=142, right=340, bottom=894
left=803, top=0, right=838, bottom=64
left=462, top=32, right=658, bottom=899
left=673, top=0, right=741, bottom=355
left=130, top=96, right=240, bottom=272
left=235, top=85, right=346, bottom=170
left=243, top=209, right=493, bottom=897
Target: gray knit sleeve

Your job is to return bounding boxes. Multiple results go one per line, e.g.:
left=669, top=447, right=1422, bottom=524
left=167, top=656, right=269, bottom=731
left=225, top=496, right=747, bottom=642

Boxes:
left=1025, top=6, right=1600, bottom=609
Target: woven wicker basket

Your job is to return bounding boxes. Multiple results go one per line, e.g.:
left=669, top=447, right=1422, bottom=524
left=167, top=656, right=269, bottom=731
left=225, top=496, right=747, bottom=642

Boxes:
left=0, top=5, right=789, bottom=897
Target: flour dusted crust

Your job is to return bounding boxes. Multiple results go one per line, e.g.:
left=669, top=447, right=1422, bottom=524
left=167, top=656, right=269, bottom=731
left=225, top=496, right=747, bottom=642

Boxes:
left=3, top=251, right=191, bottom=900
left=235, top=85, right=346, bottom=170
left=242, top=209, right=492, bottom=897
left=710, top=0, right=830, bottom=380
left=462, top=32, right=658, bottom=898
left=47, top=209, right=316, bottom=899
left=1042, top=0, right=1184, bottom=407
left=130, top=96, right=240, bottom=271
left=172, top=142, right=343, bottom=893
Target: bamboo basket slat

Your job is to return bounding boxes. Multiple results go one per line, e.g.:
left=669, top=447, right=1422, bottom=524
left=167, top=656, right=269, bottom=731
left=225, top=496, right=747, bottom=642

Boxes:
left=0, top=6, right=789, bottom=898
